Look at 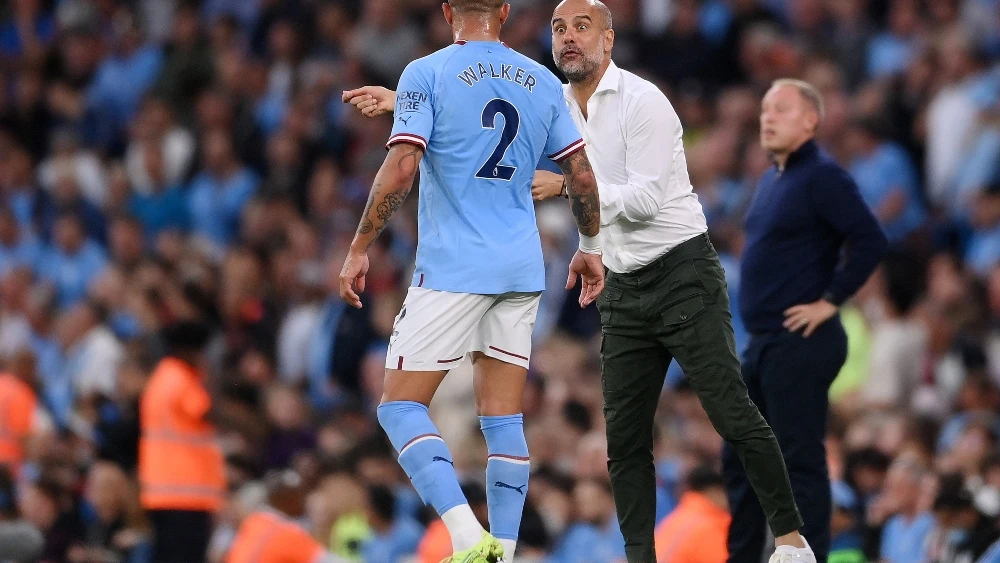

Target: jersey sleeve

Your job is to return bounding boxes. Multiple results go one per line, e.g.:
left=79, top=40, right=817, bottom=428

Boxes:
left=387, top=61, right=435, bottom=151
left=543, top=80, right=585, bottom=162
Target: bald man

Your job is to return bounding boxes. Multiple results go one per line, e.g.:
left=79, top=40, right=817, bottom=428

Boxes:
left=343, top=2, right=816, bottom=562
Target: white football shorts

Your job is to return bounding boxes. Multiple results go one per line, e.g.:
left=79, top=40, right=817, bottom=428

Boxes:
left=384, top=287, right=542, bottom=371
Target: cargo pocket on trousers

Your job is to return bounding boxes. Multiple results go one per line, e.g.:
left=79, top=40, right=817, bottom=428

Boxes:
left=662, top=294, right=705, bottom=328
left=597, top=287, right=623, bottom=328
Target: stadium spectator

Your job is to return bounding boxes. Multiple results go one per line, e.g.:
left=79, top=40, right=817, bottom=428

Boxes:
left=871, top=458, right=935, bottom=563
left=828, top=481, right=865, bottom=563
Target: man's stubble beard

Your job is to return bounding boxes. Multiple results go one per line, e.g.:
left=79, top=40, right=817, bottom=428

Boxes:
left=554, top=36, right=604, bottom=84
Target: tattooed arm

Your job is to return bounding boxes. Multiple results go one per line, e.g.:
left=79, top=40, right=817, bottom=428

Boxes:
left=339, top=143, right=423, bottom=308
left=556, top=150, right=601, bottom=238
left=555, top=149, right=605, bottom=307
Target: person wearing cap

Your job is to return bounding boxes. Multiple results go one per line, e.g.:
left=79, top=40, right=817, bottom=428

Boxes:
left=828, top=482, right=865, bottom=563
left=139, top=321, right=226, bottom=562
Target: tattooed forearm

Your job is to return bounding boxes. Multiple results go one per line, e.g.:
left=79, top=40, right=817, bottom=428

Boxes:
left=355, top=184, right=411, bottom=241
left=351, top=143, right=424, bottom=251
left=570, top=191, right=600, bottom=236
left=558, top=151, right=600, bottom=237
left=376, top=192, right=406, bottom=223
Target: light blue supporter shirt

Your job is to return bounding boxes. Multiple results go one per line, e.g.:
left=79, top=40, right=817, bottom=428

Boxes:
left=387, top=40, right=585, bottom=295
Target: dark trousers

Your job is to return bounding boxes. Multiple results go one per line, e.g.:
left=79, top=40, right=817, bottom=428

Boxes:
left=149, top=509, right=212, bottom=563
left=723, top=319, right=848, bottom=563
left=597, top=234, right=803, bottom=563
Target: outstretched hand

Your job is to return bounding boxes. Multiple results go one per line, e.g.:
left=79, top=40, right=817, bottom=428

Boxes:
left=342, top=86, right=396, bottom=118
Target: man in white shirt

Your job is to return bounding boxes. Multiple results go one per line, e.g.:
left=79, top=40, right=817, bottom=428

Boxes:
left=537, top=3, right=812, bottom=562
left=341, top=1, right=814, bottom=561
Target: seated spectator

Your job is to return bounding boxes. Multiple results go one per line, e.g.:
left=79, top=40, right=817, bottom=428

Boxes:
left=73, top=461, right=152, bottom=563
left=187, top=129, right=258, bottom=251
left=930, top=474, right=1000, bottom=563
left=829, top=481, right=866, bottom=563
left=58, top=300, right=123, bottom=405
left=654, top=466, right=730, bottom=563
left=846, top=116, right=925, bottom=245
left=37, top=128, right=107, bottom=209
left=0, top=147, right=46, bottom=234
left=0, top=466, right=44, bottom=562
left=107, top=215, right=146, bottom=273
left=360, top=484, right=423, bottom=562
left=18, top=476, right=84, bottom=563
left=125, top=97, right=196, bottom=197
left=0, top=206, right=41, bottom=277
left=866, top=0, right=923, bottom=78
left=127, top=142, right=188, bottom=243
left=874, top=459, right=935, bottom=563
left=36, top=212, right=107, bottom=308
left=549, top=478, right=625, bottom=563
left=262, top=383, right=317, bottom=471
left=85, top=12, right=163, bottom=147
left=34, top=171, right=106, bottom=245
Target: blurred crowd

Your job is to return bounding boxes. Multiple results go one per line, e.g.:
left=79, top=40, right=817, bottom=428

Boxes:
left=0, top=0, right=998, bottom=561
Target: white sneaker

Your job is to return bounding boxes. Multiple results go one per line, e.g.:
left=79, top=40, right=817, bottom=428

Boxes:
left=767, top=537, right=817, bottom=563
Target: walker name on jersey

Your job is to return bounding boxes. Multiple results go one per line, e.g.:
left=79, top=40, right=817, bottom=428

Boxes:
left=397, top=90, right=428, bottom=113
left=457, top=62, right=537, bottom=92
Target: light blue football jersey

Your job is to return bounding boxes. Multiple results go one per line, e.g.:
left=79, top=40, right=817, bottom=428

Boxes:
left=387, top=40, right=584, bottom=294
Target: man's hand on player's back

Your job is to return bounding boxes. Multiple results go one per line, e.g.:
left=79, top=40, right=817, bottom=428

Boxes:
left=343, top=87, right=396, bottom=117
left=532, top=170, right=566, bottom=201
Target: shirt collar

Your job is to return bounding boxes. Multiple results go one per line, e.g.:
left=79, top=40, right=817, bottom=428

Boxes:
left=781, top=138, right=819, bottom=169
left=454, top=40, right=509, bottom=48
left=595, top=60, right=621, bottom=94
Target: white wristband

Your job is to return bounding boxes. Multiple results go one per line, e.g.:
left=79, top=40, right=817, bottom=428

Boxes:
left=579, top=233, right=601, bottom=255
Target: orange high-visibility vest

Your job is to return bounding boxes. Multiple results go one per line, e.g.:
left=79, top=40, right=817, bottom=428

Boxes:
left=0, top=373, right=36, bottom=468
left=417, top=519, right=452, bottom=563
left=227, top=511, right=325, bottom=563
left=139, top=357, right=226, bottom=512
left=654, top=492, right=731, bottom=563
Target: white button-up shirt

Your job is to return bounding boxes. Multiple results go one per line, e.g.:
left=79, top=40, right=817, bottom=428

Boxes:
left=564, top=61, right=707, bottom=274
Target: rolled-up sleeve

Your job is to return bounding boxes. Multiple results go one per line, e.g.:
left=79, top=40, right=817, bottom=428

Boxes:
left=599, top=91, right=678, bottom=226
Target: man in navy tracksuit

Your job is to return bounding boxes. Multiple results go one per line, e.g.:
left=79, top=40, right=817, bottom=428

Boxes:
left=725, top=79, right=888, bottom=563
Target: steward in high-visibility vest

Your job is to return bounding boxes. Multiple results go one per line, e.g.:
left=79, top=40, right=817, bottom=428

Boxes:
left=226, top=472, right=343, bottom=563
left=139, top=321, right=225, bottom=563
left=0, top=372, right=38, bottom=472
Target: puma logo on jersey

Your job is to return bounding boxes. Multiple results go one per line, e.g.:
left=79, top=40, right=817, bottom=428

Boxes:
left=398, top=115, right=411, bottom=125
